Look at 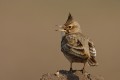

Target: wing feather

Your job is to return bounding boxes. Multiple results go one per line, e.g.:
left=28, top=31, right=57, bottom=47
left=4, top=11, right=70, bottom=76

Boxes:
left=88, top=39, right=98, bottom=66
left=65, top=34, right=86, bottom=56
left=88, top=40, right=96, bottom=57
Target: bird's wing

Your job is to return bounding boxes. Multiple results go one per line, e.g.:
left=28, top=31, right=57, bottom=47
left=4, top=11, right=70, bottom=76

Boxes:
left=88, top=39, right=98, bottom=66
left=88, top=39, right=96, bottom=57
left=65, top=34, right=86, bottom=56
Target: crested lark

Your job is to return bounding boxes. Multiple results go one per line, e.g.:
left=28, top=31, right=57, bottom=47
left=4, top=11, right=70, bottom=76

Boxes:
left=56, top=13, right=98, bottom=73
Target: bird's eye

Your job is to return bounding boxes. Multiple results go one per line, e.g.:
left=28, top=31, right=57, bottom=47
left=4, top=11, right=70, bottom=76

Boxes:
left=68, top=26, right=72, bottom=29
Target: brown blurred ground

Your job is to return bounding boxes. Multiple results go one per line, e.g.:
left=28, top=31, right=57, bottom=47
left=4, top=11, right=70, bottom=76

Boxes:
left=40, top=70, right=104, bottom=80
left=0, top=0, right=120, bottom=80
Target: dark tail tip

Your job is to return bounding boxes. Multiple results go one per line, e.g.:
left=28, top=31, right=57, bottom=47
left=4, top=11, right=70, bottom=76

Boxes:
left=88, top=57, right=99, bottom=66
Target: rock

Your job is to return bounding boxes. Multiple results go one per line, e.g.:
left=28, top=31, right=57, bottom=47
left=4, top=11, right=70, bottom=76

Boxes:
left=40, top=70, right=104, bottom=80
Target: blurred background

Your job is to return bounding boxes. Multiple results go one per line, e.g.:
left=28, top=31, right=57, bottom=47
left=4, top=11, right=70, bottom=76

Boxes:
left=0, top=0, right=120, bottom=80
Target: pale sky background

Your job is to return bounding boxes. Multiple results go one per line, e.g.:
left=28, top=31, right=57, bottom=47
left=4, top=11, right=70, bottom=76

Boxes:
left=0, top=0, right=120, bottom=80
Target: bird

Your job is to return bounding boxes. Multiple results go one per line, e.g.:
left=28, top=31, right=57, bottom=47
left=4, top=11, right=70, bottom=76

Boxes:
left=56, top=13, right=98, bottom=73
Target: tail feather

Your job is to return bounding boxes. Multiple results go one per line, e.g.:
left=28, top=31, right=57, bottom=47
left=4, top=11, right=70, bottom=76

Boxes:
left=88, top=57, right=98, bottom=66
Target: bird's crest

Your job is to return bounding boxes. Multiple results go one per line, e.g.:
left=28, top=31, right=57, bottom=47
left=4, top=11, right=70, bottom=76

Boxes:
left=65, top=13, right=73, bottom=26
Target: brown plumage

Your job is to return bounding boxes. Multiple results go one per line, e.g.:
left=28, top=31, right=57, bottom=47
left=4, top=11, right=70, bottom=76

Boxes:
left=56, top=13, right=98, bottom=73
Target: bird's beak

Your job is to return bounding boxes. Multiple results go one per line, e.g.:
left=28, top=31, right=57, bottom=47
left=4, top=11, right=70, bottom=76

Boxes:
left=55, top=28, right=66, bottom=32
left=55, top=25, right=66, bottom=32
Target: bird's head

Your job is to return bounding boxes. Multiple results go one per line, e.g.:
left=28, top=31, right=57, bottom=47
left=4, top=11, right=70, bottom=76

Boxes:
left=56, top=13, right=81, bottom=34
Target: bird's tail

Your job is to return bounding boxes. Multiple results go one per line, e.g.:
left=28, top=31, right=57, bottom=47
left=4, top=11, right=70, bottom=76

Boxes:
left=88, top=56, right=98, bottom=66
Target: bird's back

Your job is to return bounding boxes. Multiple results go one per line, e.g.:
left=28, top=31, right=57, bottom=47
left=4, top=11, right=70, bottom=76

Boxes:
left=61, top=32, right=90, bottom=63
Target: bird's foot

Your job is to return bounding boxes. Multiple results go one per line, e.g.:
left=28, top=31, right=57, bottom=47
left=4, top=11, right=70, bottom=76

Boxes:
left=69, top=68, right=73, bottom=72
left=80, top=69, right=86, bottom=74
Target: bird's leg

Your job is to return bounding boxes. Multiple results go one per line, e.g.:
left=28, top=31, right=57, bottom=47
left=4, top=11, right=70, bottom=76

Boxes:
left=80, top=63, right=86, bottom=74
left=69, top=62, right=73, bottom=71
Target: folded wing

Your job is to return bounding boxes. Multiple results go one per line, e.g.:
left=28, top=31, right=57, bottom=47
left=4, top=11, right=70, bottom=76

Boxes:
left=88, top=40, right=98, bottom=66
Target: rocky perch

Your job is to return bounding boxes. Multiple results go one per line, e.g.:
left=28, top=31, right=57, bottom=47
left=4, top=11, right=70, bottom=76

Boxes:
left=40, top=70, right=104, bottom=80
